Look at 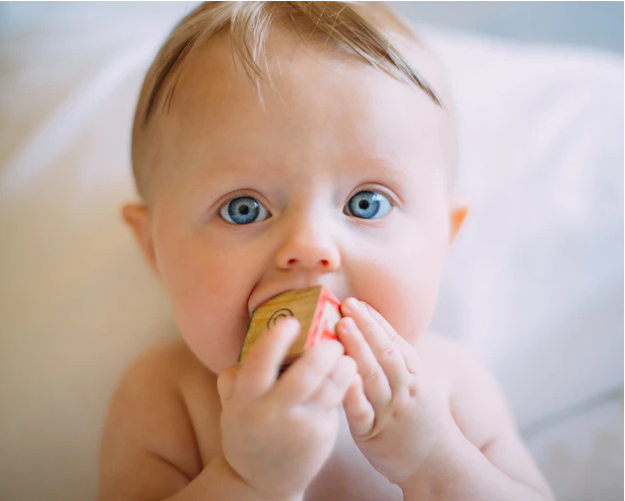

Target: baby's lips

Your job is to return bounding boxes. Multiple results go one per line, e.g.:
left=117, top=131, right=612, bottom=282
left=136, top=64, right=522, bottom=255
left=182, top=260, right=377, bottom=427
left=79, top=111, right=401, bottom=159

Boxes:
left=249, top=283, right=339, bottom=315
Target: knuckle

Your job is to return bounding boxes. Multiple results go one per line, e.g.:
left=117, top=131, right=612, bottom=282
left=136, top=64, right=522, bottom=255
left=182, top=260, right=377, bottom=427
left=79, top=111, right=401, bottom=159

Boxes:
left=360, top=313, right=377, bottom=331
left=391, top=405, right=404, bottom=421
left=337, top=317, right=350, bottom=331
left=327, top=370, right=344, bottom=390
left=327, top=362, right=349, bottom=389
left=362, top=364, right=384, bottom=385
left=406, top=374, right=420, bottom=398
left=386, top=328, right=399, bottom=343
left=379, top=342, right=396, bottom=362
left=393, top=387, right=419, bottom=411
left=352, top=404, right=372, bottom=424
left=315, top=359, right=355, bottom=408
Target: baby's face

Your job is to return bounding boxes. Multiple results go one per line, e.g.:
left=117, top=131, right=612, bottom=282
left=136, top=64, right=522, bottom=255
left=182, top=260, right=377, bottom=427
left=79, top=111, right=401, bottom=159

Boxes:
left=145, top=33, right=458, bottom=374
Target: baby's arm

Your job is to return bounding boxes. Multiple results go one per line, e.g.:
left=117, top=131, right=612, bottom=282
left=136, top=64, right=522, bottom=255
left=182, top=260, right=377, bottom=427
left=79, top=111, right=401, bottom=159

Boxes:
left=97, top=341, right=265, bottom=501
left=97, top=340, right=199, bottom=500
left=97, top=320, right=356, bottom=501
left=336, top=299, right=554, bottom=501
left=403, top=339, right=555, bottom=501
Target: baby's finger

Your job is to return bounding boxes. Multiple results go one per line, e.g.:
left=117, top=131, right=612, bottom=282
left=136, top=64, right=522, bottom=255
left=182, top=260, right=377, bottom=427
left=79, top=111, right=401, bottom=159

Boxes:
left=236, top=317, right=301, bottom=398
left=336, top=317, right=392, bottom=410
left=341, top=298, right=407, bottom=391
left=274, top=339, right=345, bottom=405
left=304, top=355, right=357, bottom=410
left=343, top=373, right=375, bottom=437
left=362, top=302, right=422, bottom=375
left=217, top=364, right=240, bottom=403
left=305, top=355, right=356, bottom=410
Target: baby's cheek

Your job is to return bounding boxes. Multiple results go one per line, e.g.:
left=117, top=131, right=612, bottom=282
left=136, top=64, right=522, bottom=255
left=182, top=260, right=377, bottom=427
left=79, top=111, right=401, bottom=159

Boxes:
left=357, top=248, right=445, bottom=343
left=372, top=275, right=439, bottom=343
left=178, top=293, right=249, bottom=374
left=164, top=260, right=251, bottom=374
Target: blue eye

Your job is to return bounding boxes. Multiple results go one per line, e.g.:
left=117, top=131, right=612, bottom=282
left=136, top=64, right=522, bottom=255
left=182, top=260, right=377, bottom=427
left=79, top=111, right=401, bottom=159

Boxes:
left=346, top=191, right=392, bottom=219
left=220, top=196, right=270, bottom=225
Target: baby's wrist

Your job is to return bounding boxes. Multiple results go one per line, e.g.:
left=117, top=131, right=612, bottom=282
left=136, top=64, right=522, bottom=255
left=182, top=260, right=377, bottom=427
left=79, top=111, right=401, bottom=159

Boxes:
left=397, top=415, right=465, bottom=495
left=218, top=454, right=305, bottom=501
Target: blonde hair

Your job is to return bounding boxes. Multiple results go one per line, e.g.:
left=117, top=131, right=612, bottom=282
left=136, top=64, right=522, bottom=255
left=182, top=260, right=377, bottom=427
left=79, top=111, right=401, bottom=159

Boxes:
left=132, top=1, right=442, bottom=202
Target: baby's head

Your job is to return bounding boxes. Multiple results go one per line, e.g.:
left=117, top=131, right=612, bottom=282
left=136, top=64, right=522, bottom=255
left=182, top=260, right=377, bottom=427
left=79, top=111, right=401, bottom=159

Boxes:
left=123, top=1, right=467, bottom=374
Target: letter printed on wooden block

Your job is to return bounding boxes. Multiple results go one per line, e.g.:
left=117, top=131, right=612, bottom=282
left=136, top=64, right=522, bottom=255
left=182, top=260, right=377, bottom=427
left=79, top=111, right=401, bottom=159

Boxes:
left=239, top=285, right=342, bottom=369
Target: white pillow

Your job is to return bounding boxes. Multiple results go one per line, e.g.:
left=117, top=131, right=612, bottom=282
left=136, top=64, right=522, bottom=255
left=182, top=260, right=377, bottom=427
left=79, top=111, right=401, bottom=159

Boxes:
left=422, top=27, right=623, bottom=429
left=0, top=7, right=181, bottom=501
left=0, top=4, right=622, bottom=500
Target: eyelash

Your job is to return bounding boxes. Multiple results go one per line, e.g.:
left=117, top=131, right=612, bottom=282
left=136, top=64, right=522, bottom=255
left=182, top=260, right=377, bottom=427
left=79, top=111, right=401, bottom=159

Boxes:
left=219, top=190, right=259, bottom=207
left=217, top=189, right=269, bottom=222
left=347, top=186, right=397, bottom=206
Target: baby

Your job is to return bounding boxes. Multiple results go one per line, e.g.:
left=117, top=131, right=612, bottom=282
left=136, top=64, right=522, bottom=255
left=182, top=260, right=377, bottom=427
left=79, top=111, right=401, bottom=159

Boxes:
left=98, top=2, right=554, bottom=500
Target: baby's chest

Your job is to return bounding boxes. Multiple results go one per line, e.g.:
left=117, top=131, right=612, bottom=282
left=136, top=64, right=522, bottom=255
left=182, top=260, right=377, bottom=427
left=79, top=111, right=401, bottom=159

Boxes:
left=304, top=411, right=403, bottom=501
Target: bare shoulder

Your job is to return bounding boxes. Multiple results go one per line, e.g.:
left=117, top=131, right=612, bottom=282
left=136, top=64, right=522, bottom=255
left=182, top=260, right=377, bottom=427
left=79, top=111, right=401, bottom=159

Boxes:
left=419, top=332, right=554, bottom=499
left=97, top=337, right=218, bottom=501
left=419, top=332, right=512, bottom=448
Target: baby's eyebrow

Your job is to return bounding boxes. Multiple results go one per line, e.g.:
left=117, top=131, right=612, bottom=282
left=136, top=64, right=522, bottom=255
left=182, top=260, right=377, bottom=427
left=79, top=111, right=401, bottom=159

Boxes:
left=340, top=155, right=413, bottom=180
left=198, top=155, right=412, bottom=182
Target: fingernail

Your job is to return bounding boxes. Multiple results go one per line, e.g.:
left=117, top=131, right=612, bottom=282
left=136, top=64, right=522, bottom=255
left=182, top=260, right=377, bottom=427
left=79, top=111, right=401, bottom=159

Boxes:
left=345, top=298, right=360, bottom=313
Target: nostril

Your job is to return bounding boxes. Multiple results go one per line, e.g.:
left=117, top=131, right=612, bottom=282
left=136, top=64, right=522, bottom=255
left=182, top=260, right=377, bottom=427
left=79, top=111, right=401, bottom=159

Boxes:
left=321, top=259, right=329, bottom=267
left=287, top=258, right=297, bottom=265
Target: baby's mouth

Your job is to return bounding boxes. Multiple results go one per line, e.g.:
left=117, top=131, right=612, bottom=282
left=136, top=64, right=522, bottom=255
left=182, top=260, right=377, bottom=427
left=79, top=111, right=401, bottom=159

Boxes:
left=248, top=287, right=300, bottom=316
left=248, top=283, right=344, bottom=316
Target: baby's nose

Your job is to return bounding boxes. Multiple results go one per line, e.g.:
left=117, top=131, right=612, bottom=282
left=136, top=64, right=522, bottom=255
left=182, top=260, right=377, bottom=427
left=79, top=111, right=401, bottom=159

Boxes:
left=274, top=219, right=340, bottom=272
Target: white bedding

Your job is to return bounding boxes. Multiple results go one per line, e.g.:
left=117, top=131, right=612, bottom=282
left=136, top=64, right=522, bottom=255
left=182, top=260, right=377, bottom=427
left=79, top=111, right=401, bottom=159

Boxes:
left=0, top=4, right=622, bottom=500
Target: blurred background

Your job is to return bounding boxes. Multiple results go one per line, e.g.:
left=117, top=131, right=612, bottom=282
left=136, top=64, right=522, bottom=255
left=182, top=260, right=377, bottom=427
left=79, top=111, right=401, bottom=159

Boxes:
left=1, top=1, right=623, bottom=53
left=392, top=1, right=623, bottom=54
left=0, top=2, right=623, bottom=501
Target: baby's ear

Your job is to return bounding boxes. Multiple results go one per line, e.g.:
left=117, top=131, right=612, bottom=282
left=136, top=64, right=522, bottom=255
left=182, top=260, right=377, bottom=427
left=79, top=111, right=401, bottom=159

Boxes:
left=121, top=203, right=161, bottom=279
left=449, top=201, right=468, bottom=244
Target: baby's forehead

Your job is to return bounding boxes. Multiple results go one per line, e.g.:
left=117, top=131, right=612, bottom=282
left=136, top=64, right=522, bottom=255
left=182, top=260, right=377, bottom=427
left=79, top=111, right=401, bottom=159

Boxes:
left=176, top=27, right=445, bottom=104
left=170, top=40, right=440, bottom=144
left=132, top=4, right=457, bottom=204
left=153, top=55, right=451, bottom=206
left=166, top=28, right=448, bottom=132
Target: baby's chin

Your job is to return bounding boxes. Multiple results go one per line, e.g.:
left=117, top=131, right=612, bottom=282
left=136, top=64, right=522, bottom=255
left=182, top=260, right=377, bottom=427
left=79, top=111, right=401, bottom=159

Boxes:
left=188, top=340, right=243, bottom=375
left=177, top=317, right=250, bottom=375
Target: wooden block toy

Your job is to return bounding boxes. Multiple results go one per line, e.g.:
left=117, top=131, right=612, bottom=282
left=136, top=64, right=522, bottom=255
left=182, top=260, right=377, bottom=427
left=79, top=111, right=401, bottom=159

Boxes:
left=239, top=285, right=342, bottom=370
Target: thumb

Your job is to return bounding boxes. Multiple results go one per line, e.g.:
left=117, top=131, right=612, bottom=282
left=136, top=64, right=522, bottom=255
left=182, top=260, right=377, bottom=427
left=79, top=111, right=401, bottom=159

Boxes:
left=217, top=364, right=240, bottom=403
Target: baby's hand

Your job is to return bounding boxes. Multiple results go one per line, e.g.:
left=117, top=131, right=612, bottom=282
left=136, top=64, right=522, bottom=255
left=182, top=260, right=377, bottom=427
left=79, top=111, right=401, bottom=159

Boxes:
left=337, top=299, right=455, bottom=489
left=217, top=318, right=357, bottom=501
